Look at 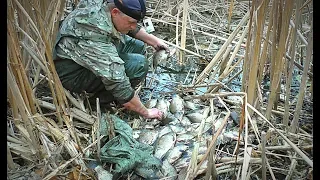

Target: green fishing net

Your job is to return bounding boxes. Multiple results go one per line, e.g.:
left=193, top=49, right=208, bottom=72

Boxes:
left=99, top=114, right=162, bottom=178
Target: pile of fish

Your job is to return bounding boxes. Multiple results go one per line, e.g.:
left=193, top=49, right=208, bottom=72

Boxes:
left=131, top=94, right=242, bottom=179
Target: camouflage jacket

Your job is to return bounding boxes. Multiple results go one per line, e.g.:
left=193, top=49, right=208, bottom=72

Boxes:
left=54, top=0, right=135, bottom=103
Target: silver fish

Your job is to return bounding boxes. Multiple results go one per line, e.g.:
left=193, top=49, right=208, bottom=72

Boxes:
left=213, top=117, right=224, bottom=130
left=169, top=124, right=187, bottom=135
left=176, top=133, right=195, bottom=143
left=194, top=122, right=212, bottom=134
left=135, top=166, right=162, bottom=179
left=180, top=116, right=192, bottom=126
left=155, top=98, right=169, bottom=118
left=137, top=129, right=159, bottom=145
left=160, top=159, right=177, bottom=179
left=205, top=114, right=218, bottom=123
left=162, top=112, right=179, bottom=125
left=154, top=132, right=176, bottom=160
left=145, top=99, right=158, bottom=108
left=186, top=107, right=210, bottom=123
left=186, top=112, right=204, bottom=123
left=153, top=49, right=170, bottom=72
left=165, top=144, right=189, bottom=164
left=174, top=155, right=190, bottom=172
left=169, top=94, right=184, bottom=114
left=158, top=126, right=173, bottom=137
left=183, top=101, right=197, bottom=110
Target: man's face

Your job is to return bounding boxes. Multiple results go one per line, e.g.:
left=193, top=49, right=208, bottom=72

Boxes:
left=111, top=8, right=138, bottom=34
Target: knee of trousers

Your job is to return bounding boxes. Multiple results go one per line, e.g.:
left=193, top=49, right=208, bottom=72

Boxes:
left=124, top=53, right=149, bottom=80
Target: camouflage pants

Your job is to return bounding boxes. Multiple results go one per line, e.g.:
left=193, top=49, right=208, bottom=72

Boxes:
left=54, top=35, right=148, bottom=104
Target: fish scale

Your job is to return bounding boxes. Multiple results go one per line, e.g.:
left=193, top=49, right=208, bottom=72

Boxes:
left=154, top=132, right=176, bottom=160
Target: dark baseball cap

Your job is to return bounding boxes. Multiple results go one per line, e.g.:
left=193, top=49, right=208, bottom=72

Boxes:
left=110, top=0, right=146, bottom=22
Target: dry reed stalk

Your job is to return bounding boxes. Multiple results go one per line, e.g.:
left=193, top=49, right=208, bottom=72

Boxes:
left=285, top=153, right=297, bottom=180
left=179, top=0, right=188, bottom=65
left=268, top=0, right=279, bottom=87
left=261, top=131, right=266, bottom=180
left=150, top=16, right=247, bottom=47
left=246, top=0, right=269, bottom=108
left=151, top=0, right=163, bottom=18
left=289, top=19, right=313, bottom=133
left=227, top=0, right=235, bottom=32
left=96, top=98, right=101, bottom=161
left=241, top=3, right=254, bottom=92
left=35, top=115, right=87, bottom=170
left=7, top=21, right=37, bottom=115
left=194, top=93, right=235, bottom=174
left=7, top=141, right=15, bottom=170
left=204, top=125, right=217, bottom=180
left=186, top=104, right=208, bottom=179
left=266, top=158, right=276, bottom=180
left=195, top=11, right=250, bottom=85
left=265, top=0, right=293, bottom=120
left=289, top=20, right=308, bottom=46
left=247, top=103, right=313, bottom=167
left=42, top=137, right=100, bottom=180
left=7, top=66, right=41, bottom=159
left=219, top=45, right=232, bottom=76
left=240, top=147, right=252, bottom=180
left=175, top=6, right=180, bottom=58
left=187, top=12, right=199, bottom=54
left=257, top=0, right=276, bottom=85
left=208, top=22, right=249, bottom=93
left=283, top=0, right=303, bottom=127
left=217, top=157, right=262, bottom=165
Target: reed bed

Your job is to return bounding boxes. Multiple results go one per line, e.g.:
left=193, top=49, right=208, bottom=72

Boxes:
left=7, top=0, right=312, bottom=179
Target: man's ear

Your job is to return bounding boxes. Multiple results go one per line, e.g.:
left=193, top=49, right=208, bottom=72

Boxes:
left=111, top=8, right=121, bottom=16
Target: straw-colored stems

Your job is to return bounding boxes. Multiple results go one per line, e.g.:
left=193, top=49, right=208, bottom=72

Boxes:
left=240, top=147, right=252, bottom=180
left=42, top=137, right=101, bottom=180
left=261, top=131, right=266, bottom=180
left=219, top=45, right=232, bottom=76
left=7, top=142, right=15, bottom=170
left=289, top=20, right=308, bottom=46
left=7, top=22, right=36, bottom=114
left=205, top=126, right=217, bottom=180
left=175, top=6, right=180, bottom=58
left=246, top=0, right=269, bottom=107
left=227, top=0, right=234, bottom=32
left=195, top=94, right=233, bottom=173
left=241, top=4, right=254, bottom=92
left=265, top=0, right=293, bottom=120
left=289, top=19, right=313, bottom=133
left=266, top=158, right=276, bottom=180
left=187, top=12, right=199, bottom=54
left=285, top=154, right=297, bottom=180
left=96, top=98, right=101, bottom=161
left=269, top=0, right=279, bottom=86
left=179, top=0, right=188, bottom=65
left=7, top=67, right=40, bottom=159
left=196, top=11, right=250, bottom=85
left=209, top=22, right=248, bottom=93
left=283, top=0, right=303, bottom=127
left=247, top=103, right=313, bottom=167
left=257, top=0, right=275, bottom=85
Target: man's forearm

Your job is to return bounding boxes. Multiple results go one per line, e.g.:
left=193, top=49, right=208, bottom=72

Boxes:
left=134, top=27, right=160, bottom=48
left=122, top=95, right=149, bottom=117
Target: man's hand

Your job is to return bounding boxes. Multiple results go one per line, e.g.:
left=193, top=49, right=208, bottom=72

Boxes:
left=153, top=39, right=169, bottom=52
left=134, top=28, right=169, bottom=52
left=144, top=108, right=163, bottom=119
left=123, top=95, right=164, bottom=120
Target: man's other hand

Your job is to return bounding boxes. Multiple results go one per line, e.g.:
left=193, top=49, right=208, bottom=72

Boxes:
left=144, top=108, right=163, bottom=119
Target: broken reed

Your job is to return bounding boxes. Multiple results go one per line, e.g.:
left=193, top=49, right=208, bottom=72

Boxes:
left=7, top=0, right=85, bottom=172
